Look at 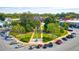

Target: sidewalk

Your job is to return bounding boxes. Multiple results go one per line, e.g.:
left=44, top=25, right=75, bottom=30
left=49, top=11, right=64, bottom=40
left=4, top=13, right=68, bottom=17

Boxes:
left=29, top=29, right=35, bottom=43
left=28, top=23, right=43, bottom=45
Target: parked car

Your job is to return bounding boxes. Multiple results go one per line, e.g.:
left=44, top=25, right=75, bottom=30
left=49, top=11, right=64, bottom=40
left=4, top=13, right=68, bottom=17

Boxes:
left=68, top=30, right=73, bottom=31
left=4, top=36, right=12, bottom=41
left=35, top=44, right=43, bottom=49
left=14, top=44, right=24, bottom=49
left=42, top=44, right=48, bottom=49
left=28, top=46, right=34, bottom=50
left=47, top=42, right=53, bottom=48
left=69, top=35, right=74, bottom=38
left=68, top=28, right=73, bottom=31
left=0, top=32, right=6, bottom=37
left=66, top=35, right=71, bottom=39
left=66, top=35, right=74, bottom=39
left=38, top=44, right=43, bottom=47
left=71, top=33, right=76, bottom=37
left=9, top=42, right=18, bottom=45
left=55, top=40, right=63, bottom=45
left=0, top=31, right=5, bottom=34
left=62, top=38, right=67, bottom=41
left=0, top=33, right=5, bottom=37
left=35, top=45, right=40, bottom=49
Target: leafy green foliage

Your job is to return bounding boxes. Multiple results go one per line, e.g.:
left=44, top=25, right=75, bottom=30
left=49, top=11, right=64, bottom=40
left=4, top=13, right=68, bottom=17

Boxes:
left=20, top=13, right=41, bottom=32
left=0, top=13, right=5, bottom=21
left=16, top=33, right=32, bottom=43
left=43, top=37, right=52, bottom=42
left=11, top=24, right=26, bottom=34
left=11, top=20, right=19, bottom=26
left=43, top=34, right=53, bottom=42
left=62, top=22, right=68, bottom=30
left=43, top=22, right=68, bottom=42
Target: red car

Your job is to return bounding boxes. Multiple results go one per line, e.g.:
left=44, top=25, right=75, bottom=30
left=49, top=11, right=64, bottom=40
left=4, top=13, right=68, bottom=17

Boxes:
left=55, top=40, right=63, bottom=45
left=38, top=44, right=43, bottom=47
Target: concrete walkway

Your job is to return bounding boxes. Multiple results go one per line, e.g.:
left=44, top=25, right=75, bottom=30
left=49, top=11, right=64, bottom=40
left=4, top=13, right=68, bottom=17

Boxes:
left=28, top=23, right=44, bottom=45
left=27, top=22, right=70, bottom=45
left=29, top=29, right=35, bottom=41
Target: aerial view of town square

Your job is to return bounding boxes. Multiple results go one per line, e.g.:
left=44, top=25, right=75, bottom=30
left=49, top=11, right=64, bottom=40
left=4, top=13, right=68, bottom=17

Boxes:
left=0, top=7, right=79, bottom=51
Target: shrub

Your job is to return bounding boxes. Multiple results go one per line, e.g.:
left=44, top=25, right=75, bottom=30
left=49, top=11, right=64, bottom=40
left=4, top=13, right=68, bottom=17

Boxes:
left=16, top=32, right=32, bottom=43
left=43, top=36, right=52, bottom=42
left=11, top=24, right=26, bottom=34
left=43, top=34, right=53, bottom=42
left=20, top=36, right=30, bottom=42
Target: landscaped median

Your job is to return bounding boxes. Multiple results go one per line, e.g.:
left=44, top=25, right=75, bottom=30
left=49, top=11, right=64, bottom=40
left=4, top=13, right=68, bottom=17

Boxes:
left=43, top=31, right=70, bottom=44
left=9, top=17, right=70, bottom=45
left=9, top=30, right=70, bottom=46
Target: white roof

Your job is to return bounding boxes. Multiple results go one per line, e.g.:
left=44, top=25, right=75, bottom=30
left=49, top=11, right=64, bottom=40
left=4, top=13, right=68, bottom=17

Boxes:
left=12, top=18, right=20, bottom=20
left=0, top=22, right=4, bottom=26
left=60, top=20, right=79, bottom=23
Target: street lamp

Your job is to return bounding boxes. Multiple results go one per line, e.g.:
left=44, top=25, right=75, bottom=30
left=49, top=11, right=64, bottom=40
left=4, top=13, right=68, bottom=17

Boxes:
left=35, top=27, right=38, bottom=42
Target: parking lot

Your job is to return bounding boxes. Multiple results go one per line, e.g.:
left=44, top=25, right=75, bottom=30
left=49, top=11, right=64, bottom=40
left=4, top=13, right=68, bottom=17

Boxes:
left=0, top=28, right=79, bottom=51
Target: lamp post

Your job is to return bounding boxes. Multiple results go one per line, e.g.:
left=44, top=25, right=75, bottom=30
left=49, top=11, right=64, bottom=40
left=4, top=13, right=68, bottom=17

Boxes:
left=35, top=27, right=38, bottom=42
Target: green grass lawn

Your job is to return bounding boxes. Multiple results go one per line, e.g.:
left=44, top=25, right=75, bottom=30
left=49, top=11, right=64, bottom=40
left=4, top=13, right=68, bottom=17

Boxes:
left=16, top=32, right=32, bottom=43
left=43, top=23, right=68, bottom=42
left=43, top=33, right=53, bottom=42
left=33, top=32, right=41, bottom=39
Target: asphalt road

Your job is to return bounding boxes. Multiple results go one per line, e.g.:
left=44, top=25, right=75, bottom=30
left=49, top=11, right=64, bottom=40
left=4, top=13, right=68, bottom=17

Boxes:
left=0, top=28, right=79, bottom=51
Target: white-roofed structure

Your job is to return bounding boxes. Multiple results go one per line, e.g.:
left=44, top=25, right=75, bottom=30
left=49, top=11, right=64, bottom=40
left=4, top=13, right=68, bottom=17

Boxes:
left=0, top=20, right=4, bottom=27
left=60, top=19, right=79, bottom=28
left=60, top=20, right=79, bottom=23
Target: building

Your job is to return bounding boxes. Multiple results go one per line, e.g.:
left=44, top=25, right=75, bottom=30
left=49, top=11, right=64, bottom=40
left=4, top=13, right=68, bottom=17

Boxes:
left=5, top=18, right=20, bottom=24
left=60, top=19, right=79, bottom=28
left=34, top=16, right=44, bottom=22
left=0, top=20, right=4, bottom=27
left=5, top=18, right=12, bottom=24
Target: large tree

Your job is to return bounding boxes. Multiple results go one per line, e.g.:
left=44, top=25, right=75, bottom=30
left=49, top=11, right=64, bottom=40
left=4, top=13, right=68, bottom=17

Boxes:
left=20, top=13, right=41, bottom=32
left=0, top=13, right=5, bottom=21
left=11, top=24, right=26, bottom=34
